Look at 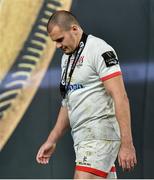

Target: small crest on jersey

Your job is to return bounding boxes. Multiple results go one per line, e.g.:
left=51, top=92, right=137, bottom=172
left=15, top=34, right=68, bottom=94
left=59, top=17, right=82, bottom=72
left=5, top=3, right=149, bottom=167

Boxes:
left=102, top=51, right=119, bottom=67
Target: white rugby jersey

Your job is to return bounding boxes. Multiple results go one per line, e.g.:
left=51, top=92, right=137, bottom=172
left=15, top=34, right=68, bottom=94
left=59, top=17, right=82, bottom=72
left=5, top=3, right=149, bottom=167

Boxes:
left=61, top=34, right=121, bottom=145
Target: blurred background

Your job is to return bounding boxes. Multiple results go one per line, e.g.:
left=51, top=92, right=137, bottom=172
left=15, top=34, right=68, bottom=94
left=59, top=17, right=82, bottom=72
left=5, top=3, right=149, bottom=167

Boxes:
left=0, top=0, right=154, bottom=178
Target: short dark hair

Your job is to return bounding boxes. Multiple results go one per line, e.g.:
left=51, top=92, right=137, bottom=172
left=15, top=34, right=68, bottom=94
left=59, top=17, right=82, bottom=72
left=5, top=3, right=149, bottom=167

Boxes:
left=47, top=10, right=80, bottom=33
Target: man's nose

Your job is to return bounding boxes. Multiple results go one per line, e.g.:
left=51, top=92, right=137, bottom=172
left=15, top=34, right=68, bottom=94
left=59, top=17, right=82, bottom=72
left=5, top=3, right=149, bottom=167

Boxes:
left=56, top=42, right=62, bottom=48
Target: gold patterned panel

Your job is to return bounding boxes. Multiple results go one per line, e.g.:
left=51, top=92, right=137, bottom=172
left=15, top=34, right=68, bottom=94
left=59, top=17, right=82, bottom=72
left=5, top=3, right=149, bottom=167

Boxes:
left=0, top=0, right=43, bottom=81
left=0, top=0, right=72, bottom=150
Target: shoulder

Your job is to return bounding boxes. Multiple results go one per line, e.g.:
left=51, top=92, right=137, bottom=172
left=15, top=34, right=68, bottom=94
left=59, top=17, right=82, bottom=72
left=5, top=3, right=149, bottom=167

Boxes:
left=87, top=35, right=113, bottom=51
left=86, top=35, right=119, bottom=63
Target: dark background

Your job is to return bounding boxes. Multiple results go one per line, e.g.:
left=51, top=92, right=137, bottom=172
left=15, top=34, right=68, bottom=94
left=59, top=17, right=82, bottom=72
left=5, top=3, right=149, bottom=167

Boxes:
left=0, top=0, right=154, bottom=178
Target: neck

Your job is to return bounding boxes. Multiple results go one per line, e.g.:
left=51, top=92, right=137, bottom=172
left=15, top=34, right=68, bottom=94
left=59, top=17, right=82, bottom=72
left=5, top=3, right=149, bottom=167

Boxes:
left=77, top=28, right=83, bottom=47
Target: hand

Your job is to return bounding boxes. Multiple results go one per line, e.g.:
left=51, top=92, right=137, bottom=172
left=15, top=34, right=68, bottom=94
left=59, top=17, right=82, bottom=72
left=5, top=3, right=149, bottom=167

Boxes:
left=36, top=141, right=56, bottom=164
left=118, top=142, right=137, bottom=171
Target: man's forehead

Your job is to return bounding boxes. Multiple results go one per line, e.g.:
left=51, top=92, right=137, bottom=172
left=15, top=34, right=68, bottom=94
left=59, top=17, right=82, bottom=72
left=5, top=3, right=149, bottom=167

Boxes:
left=49, top=25, right=63, bottom=40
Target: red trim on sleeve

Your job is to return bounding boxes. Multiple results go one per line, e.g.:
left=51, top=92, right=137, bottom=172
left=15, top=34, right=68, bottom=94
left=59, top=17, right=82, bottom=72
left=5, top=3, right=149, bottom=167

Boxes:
left=100, top=71, right=122, bottom=81
left=110, top=166, right=116, bottom=172
left=75, top=166, right=108, bottom=178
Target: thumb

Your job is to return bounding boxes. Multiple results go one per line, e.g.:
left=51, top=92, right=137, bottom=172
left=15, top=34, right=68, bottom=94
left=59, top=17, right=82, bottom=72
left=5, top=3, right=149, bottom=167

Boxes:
left=37, top=146, right=45, bottom=158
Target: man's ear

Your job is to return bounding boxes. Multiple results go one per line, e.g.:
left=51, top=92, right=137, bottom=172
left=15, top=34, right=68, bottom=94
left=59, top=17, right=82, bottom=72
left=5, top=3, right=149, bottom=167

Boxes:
left=71, top=25, right=79, bottom=32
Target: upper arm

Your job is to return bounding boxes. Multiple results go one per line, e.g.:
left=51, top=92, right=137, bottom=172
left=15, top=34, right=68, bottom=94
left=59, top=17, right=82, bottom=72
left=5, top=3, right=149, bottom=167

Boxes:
left=103, top=75, right=129, bottom=106
left=93, top=41, right=122, bottom=82
left=93, top=40, right=126, bottom=99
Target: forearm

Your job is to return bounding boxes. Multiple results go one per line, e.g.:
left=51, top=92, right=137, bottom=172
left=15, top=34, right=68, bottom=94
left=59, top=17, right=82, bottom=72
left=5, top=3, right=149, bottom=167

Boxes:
left=104, top=76, right=137, bottom=169
left=47, top=106, right=70, bottom=143
left=104, top=76, right=133, bottom=145
left=114, top=93, right=133, bottom=144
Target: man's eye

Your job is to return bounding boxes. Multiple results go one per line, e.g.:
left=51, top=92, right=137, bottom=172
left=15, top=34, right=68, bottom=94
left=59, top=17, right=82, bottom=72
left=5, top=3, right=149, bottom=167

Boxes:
left=57, top=38, right=63, bottom=43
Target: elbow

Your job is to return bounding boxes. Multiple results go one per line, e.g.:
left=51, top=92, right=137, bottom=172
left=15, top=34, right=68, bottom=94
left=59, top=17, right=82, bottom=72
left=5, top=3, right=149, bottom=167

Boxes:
left=110, top=91, right=130, bottom=105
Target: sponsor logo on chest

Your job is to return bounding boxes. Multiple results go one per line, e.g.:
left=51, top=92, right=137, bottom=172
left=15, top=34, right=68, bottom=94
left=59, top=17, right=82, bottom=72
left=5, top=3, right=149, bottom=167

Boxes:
left=63, top=56, right=85, bottom=68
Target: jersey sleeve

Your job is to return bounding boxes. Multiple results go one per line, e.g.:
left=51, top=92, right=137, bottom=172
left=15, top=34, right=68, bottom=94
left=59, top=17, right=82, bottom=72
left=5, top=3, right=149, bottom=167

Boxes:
left=94, top=41, right=122, bottom=81
left=61, top=98, right=67, bottom=107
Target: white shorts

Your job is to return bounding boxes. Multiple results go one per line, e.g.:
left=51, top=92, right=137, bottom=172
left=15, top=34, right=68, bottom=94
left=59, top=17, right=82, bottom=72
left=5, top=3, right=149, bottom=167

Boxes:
left=74, top=139, right=121, bottom=178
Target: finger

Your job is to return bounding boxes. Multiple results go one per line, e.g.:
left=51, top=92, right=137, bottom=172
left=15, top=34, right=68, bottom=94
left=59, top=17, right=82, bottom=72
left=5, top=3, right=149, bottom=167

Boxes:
left=43, top=154, right=51, bottom=158
left=38, top=148, right=44, bottom=158
left=126, top=161, right=131, bottom=170
left=36, top=154, right=41, bottom=163
left=121, top=160, right=127, bottom=171
left=130, top=159, right=135, bottom=168
left=118, top=156, right=122, bottom=167
left=42, top=157, right=49, bottom=164
left=39, top=157, right=45, bottom=164
left=134, top=156, right=137, bottom=165
left=36, top=149, right=42, bottom=159
left=40, top=157, right=45, bottom=164
left=36, top=151, right=43, bottom=162
left=46, top=158, right=49, bottom=164
left=36, top=157, right=40, bottom=163
left=37, top=146, right=46, bottom=159
left=37, top=157, right=42, bottom=164
left=36, top=153, right=41, bottom=163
